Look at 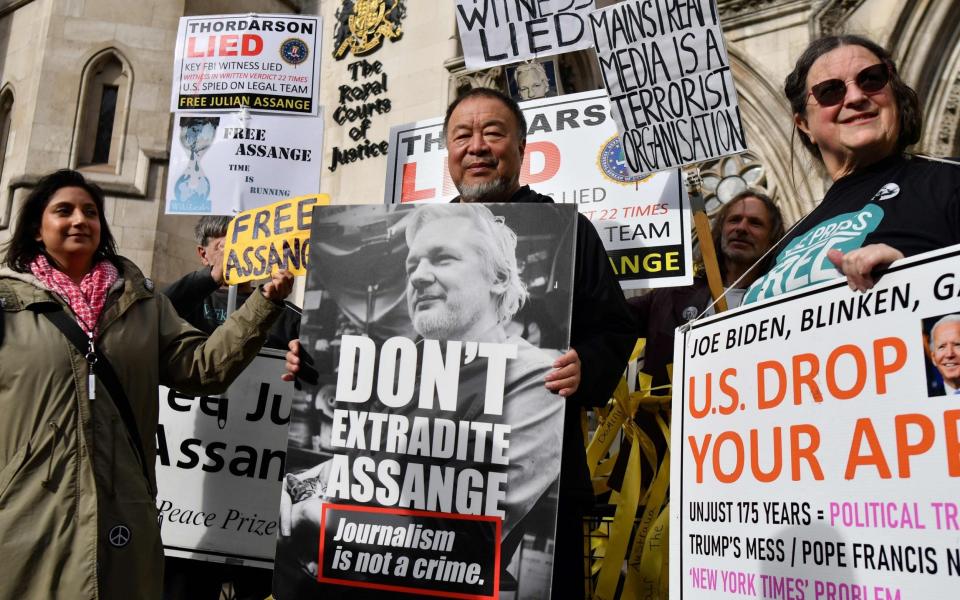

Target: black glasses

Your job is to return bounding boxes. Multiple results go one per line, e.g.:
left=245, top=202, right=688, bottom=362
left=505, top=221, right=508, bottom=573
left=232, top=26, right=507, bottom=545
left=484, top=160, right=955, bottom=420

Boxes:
left=809, top=63, right=890, bottom=107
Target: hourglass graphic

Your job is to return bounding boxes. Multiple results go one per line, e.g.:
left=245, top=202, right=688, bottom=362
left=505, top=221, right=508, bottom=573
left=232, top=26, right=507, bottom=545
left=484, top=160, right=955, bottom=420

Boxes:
left=173, top=117, right=219, bottom=212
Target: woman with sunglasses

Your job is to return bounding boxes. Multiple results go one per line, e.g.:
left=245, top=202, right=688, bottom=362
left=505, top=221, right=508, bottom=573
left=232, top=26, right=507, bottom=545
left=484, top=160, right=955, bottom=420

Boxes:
left=745, top=35, right=960, bottom=303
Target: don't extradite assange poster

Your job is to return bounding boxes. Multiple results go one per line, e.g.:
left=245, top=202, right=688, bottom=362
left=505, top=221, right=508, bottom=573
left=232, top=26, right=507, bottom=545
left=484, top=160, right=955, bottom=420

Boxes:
left=274, top=203, right=577, bottom=599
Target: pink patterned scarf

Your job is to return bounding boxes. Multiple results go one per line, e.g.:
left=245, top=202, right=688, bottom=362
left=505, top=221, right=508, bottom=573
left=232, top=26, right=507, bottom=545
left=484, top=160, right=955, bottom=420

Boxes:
left=30, top=254, right=119, bottom=338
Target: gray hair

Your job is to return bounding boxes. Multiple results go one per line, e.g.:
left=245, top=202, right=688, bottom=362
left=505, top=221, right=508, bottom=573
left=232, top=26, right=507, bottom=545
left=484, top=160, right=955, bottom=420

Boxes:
left=404, top=204, right=528, bottom=324
left=194, top=215, right=231, bottom=246
left=930, top=314, right=960, bottom=353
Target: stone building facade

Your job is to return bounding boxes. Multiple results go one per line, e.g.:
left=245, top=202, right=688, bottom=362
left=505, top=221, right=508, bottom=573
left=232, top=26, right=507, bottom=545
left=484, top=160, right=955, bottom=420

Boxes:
left=1, top=0, right=958, bottom=285
left=0, top=0, right=302, bottom=284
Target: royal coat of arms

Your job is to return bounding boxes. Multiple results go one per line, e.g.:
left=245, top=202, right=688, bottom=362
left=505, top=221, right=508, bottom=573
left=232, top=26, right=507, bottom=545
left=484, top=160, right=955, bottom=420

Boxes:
left=333, top=0, right=405, bottom=60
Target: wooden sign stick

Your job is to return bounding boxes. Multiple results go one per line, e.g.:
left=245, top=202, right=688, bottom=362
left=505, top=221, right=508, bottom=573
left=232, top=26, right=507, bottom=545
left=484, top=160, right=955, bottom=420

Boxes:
left=685, top=169, right=727, bottom=313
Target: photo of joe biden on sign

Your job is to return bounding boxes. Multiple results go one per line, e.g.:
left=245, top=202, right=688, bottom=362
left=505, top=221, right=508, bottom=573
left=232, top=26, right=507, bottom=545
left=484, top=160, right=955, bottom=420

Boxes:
left=927, top=314, right=960, bottom=396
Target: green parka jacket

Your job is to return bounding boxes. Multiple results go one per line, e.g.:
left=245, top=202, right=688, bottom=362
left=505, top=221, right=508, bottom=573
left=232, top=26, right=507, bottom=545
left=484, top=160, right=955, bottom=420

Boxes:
left=0, top=258, right=284, bottom=599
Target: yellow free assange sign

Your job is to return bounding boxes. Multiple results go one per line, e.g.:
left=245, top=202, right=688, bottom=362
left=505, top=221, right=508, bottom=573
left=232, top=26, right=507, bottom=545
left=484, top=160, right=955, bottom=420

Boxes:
left=223, top=194, right=329, bottom=284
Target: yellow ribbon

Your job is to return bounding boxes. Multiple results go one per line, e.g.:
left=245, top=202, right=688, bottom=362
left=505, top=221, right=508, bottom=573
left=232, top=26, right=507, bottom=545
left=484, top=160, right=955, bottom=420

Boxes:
left=592, top=430, right=642, bottom=600
left=621, top=409, right=672, bottom=600
left=583, top=338, right=674, bottom=600
left=586, top=377, right=631, bottom=478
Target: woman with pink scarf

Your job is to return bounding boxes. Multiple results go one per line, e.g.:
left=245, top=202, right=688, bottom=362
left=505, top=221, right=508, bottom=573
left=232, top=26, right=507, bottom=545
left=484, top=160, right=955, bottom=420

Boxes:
left=0, top=169, right=292, bottom=599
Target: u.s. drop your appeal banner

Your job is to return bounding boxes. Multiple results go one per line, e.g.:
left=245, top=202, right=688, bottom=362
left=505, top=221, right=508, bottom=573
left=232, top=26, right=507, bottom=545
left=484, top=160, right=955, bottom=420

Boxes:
left=671, top=244, right=960, bottom=600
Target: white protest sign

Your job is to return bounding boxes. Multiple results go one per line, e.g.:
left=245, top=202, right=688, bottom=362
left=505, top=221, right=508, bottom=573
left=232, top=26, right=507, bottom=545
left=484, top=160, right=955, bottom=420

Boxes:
left=670, top=244, right=960, bottom=599
left=166, top=110, right=323, bottom=215
left=383, top=90, right=693, bottom=288
left=156, top=351, right=295, bottom=567
left=274, top=203, right=577, bottom=599
left=589, top=0, right=746, bottom=175
left=455, top=0, right=596, bottom=69
left=171, top=13, right=321, bottom=115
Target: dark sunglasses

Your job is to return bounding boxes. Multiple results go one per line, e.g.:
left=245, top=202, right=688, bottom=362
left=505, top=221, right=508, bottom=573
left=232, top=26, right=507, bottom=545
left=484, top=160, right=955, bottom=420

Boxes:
left=809, top=63, right=890, bottom=107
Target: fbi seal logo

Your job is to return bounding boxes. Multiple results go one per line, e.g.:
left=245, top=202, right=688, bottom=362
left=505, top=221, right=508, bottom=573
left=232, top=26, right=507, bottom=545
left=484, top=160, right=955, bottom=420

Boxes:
left=598, top=135, right=650, bottom=185
left=280, top=38, right=309, bottom=65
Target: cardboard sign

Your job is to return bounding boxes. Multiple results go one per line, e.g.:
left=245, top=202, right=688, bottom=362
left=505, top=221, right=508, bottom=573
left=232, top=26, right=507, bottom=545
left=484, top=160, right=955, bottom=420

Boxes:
left=274, top=203, right=577, bottom=599
left=166, top=111, right=324, bottom=215
left=156, top=350, right=295, bottom=567
left=171, top=13, right=321, bottom=115
left=223, top=194, right=330, bottom=284
left=670, top=245, right=960, bottom=599
left=455, top=0, right=596, bottom=69
left=383, top=90, right=693, bottom=289
left=589, top=0, right=746, bottom=175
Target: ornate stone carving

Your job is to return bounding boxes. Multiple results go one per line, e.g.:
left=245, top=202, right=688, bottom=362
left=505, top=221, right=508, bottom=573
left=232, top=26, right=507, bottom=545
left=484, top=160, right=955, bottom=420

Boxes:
left=934, top=70, right=960, bottom=156
left=456, top=67, right=503, bottom=91
left=717, top=0, right=781, bottom=18
left=445, top=56, right=506, bottom=100
left=693, top=151, right=771, bottom=214
left=717, top=0, right=812, bottom=31
left=812, top=0, right=865, bottom=36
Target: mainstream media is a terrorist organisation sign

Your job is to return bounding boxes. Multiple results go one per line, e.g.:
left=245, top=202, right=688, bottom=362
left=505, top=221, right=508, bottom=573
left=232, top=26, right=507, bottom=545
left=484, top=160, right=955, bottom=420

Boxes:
left=273, top=203, right=577, bottom=599
left=171, top=13, right=321, bottom=115
left=383, top=90, right=693, bottom=289
left=671, top=245, right=960, bottom=599
left=589, top=0, right=746, bottom=175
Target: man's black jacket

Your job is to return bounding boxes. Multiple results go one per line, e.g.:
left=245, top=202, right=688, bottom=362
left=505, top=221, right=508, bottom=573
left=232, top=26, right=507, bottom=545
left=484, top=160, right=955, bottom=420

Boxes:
left=163, top=267, right=301, bottom=351
left=458, top=185, right=637, bottom=509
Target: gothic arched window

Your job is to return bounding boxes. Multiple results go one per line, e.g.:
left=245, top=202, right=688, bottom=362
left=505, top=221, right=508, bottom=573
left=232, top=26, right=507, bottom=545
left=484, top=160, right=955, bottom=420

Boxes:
left=0, top=86, right=13, bottom=229
left=74, top=49, right=132, bottom=172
